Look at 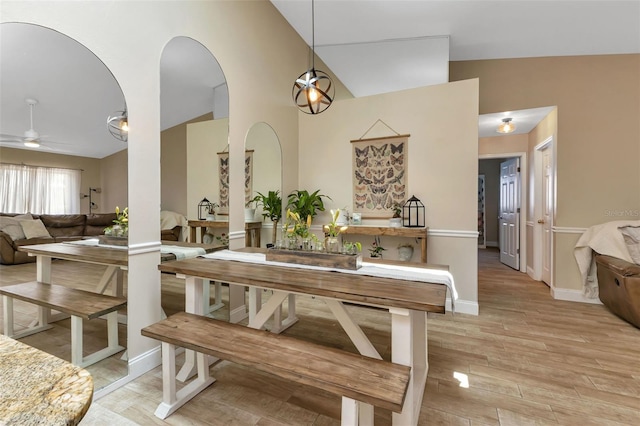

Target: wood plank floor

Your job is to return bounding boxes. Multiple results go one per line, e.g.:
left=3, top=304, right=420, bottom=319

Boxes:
left=2, top=249, right=639, bottom=425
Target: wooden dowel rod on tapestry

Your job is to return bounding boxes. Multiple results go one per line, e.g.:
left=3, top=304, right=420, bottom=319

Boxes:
left=350, top=134, right=411, bottom=144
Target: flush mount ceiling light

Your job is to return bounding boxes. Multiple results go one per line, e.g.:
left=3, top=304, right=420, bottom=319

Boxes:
left=292, top=0, right=334, bottom=114
left=107, top=108, right=128, bottom=142
left=496, top=117, right=516, bottom=134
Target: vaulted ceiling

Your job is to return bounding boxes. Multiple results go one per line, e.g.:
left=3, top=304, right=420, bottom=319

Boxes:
left=1, top=1, right=638, bottom=158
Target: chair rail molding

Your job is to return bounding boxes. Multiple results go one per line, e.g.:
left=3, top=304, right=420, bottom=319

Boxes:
left=552, top=226, right=588, bottom=234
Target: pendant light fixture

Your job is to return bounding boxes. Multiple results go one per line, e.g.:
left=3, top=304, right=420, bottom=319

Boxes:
left=292, top=0, right=334, bottom=114
left=496, top=117, right=516, bottom=134
left=107, top=107, right=128, bottom=142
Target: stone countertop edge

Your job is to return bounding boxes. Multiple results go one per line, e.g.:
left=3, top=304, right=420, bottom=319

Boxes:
left=0, top=334, right=93, bottom=426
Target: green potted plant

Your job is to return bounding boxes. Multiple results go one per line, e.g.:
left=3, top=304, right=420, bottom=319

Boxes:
left=286, top=189, right=331, bottom=224
left=251, top=190, right=282, bottom=244
left=369, top=236, right=386, bottom=258
left=389, top=202, right=402, bottom=228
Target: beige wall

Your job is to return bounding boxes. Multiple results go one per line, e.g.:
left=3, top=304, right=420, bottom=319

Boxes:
left=99, top=149, right=128, bottom=213
left=160, top=113, right=213, bottom=215
left=299, top=79, right=480, bottom=310
left=452, top=54, right=640, bottom=294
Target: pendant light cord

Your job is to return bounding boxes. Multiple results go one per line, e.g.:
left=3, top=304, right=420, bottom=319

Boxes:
left=311, top=0, right=315, bottom=70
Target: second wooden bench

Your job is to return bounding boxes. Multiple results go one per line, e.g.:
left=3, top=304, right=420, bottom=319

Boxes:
left=142, top=311, right=411, bottom=424
left=0, top=281, right=126, bottom=367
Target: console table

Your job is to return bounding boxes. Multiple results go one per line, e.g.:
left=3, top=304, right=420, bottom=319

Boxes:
left=341, top=226, right=429, bottom=262
left=188, top=220, right=262, bottom=247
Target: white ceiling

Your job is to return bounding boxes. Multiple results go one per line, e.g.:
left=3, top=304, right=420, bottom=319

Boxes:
left=1, top=1, right=639, bottom=158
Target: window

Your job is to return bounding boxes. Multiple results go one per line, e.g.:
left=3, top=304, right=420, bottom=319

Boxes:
left=0, top=163, right=81, bottom=214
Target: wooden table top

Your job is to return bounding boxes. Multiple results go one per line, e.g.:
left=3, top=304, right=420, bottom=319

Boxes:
left=158, top=256, right=447, bottom=313
left=0, top=334, right=93, bottom=425
left=17, top=241, right=219, bottom=266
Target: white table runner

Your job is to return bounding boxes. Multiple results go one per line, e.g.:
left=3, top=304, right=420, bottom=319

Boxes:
left=204, top=250, right=457, bottom=312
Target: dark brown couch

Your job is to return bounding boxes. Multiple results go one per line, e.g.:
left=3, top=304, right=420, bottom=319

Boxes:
left=0, top=213, right=117, bottom=265
left=595, top=254, right=640, bottom=329
left=1, top=212, right=183, bottom=265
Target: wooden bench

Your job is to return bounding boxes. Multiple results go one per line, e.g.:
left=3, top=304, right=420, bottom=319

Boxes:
left=0, top=281, right=126, bottom=367
left=142, top=311, right=411, bottom=424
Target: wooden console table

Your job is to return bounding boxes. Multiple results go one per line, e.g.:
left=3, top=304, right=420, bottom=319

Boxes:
left=188, top=220, right=262, bottom=247
left=341, top=226, right=429, bottom=263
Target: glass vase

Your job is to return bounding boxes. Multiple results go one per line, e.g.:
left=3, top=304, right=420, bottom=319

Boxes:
left=325, top=236, right=340, bottom=253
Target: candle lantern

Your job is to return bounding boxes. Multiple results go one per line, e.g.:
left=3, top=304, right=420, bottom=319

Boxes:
left=402, top=195, right=425, bottom=228
left=198, top=198, right=212, bottom=220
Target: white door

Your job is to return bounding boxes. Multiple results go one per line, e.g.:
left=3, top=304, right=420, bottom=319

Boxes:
left=541, top=148, right=552, bottom=284
left=499, top=158, right=520, bottom=270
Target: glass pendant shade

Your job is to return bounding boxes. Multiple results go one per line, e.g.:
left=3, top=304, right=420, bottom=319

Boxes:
left=293, top=68, right=334, bottom=114
left=107, top=110, right=128, bottom=142
left=496, top=117, right=516, bottom=134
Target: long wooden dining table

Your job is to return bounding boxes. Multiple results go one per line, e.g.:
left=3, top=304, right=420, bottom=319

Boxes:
left=15, top=241, right=220, bottom=337
left=157, top=253, right=450, bottom=425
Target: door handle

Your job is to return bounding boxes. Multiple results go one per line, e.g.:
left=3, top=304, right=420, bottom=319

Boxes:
left=537, top=219, right=545, bottom=224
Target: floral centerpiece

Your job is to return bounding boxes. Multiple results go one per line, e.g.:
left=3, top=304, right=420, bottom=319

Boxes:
left=323, top=209, right=348, bottom=253
left=100, top=206, right=128, bottom=246
left=283, top=209, right=312, bottom=249
left=104, top=206, right=128, bottom=237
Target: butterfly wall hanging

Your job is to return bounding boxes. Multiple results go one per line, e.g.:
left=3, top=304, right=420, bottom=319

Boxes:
left=351, top=134, right=409, bottom=218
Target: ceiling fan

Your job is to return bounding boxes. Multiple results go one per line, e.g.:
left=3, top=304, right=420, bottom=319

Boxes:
left=0, top=98, right=63, bottom=150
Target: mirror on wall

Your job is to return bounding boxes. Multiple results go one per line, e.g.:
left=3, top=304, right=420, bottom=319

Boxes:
left=0, top=22, right=128, bottom=390
left=160, top=36, right=229, bottom=233
left=244, top=122, right=283, bottom=246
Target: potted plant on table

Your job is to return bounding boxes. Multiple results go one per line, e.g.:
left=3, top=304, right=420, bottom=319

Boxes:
left=369, top=236, right=386, bottom=258
left=389, top=202, right=402, bottom=228
left=323, top=208, right=349, bottom=253
left=250, top=190, right=282, bottom=244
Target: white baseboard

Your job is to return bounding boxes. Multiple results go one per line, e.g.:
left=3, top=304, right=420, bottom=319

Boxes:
left=448, top=298, right=478, bottom=316
left=526, top=266, right=541, bottom=281
left=94, top=345, right=162, bottom=400
left=551, top=287, right=602, bottom=305
left=486, top=241, right=498, bottom=248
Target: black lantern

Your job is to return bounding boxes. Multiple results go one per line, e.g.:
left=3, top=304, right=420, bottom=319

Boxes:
left=198, top=198, right=212, bottom=220
left=402, top=195, right=425, bottom=228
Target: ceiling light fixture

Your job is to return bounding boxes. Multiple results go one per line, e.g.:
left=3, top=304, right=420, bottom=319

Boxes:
left=496, top=117, right=516, bottom=134
left=107, top=108, right=128, bottom=142
left=292, top=0, right=334, bottom=114
left=23, top=140, right=40, bottom=148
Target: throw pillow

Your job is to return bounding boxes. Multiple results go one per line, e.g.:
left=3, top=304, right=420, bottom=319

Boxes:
left=0, top=214, right=32, bottom=241
left=20, top=219, right=52, bottom=239
left=619, top=226, right=640, bottom=264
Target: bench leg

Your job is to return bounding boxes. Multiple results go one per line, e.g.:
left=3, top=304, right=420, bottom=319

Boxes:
left=341, top=397, right=373, bottom=425
left=178, top=277, right=217, bottom=382
left=155, top=342, right=216, bottom=420
left=3, top=295, right=53, bottom=339
left=390, top=309, right=428, bottom=426
left=3, top=295, right=14, bottom=336
left=72, top=312, right=125, bottom=368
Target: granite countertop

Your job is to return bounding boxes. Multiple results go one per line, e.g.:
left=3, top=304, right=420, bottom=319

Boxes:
left=0, top=334, right=93, bottom=425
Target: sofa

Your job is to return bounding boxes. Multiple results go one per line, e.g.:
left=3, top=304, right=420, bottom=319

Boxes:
left=0, top=213, right=117, bottom=265
left=0, top=212, right=184, bottom=265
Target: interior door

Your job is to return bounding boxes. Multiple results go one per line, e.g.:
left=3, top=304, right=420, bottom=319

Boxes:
left=541, top=148, right=552, bottom=284
left=499, top=158, right=520, bottom=270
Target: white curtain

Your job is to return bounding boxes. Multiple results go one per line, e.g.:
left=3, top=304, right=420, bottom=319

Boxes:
left=0, top=163, right=81, bottom=214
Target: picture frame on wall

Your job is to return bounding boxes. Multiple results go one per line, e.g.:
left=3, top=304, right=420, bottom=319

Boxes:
left=351, top=134, right=410, bottom=218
